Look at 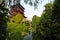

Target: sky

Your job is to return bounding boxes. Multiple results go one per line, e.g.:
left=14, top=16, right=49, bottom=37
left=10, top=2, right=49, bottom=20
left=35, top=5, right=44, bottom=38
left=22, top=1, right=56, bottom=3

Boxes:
left=20, top=0, right=53, bottom=20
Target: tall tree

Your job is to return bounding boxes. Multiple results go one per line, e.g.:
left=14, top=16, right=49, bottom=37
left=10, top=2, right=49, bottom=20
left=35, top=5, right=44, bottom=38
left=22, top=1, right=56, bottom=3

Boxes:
left=0, top=0, right=8, bottom=40
left=33, top=3, right=53, bottom=40
left=32, top=15, right=40, bottom=40
left=32, top=15, right=40, bottom=31
left=51, top=0, right=60, bottom=40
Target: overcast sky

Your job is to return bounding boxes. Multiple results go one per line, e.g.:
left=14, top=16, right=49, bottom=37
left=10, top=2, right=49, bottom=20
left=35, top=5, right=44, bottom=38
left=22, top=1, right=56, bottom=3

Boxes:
left=20, top=0, right=53, bottom=20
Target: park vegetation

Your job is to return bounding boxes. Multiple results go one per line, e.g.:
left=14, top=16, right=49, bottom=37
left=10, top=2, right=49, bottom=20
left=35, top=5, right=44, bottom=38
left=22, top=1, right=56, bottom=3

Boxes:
left=0, top=0, right=60, bottom=40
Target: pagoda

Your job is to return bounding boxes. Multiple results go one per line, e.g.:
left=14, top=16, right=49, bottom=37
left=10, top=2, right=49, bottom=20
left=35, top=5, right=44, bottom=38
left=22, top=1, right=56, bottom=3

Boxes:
left=10, top=3, right=26, bottom=18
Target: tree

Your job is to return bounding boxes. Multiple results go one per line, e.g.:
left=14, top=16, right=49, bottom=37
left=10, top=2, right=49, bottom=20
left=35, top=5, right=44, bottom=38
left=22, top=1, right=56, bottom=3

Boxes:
left=51, top=0, right=60, bottom=40
left=32, top=15, right=40, bottom=31
left=33, top=3, right=53, bottom=40
left=7, top=19, right=32, bottom=40
left=32, top=15, right=40, bottom=40
left=7, top=22, right=27, bottom=40
left=0, top=0, right=8, bottom=40
left=52, top=0, right=60, bottom=22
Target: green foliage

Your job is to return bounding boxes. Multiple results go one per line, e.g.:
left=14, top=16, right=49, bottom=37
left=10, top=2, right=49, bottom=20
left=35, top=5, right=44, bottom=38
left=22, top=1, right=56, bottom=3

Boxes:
left=0, top=12, right=7, bottom=40
left=24, top=21, right=30, bottom=27
left=33, top=3, right=54, bottom=40
left=32, top=15, right=40, bottom=23
left=32, top=15, right=40, bottom=27
left=7, top=14, right=31, bottom=40
left=32, top=15, right=40, bottom=33
left=0, top=1, right=8, bottom=40
left=7, top=22, right=27, bottom=32
left=7, top=22, right=28, bottom=40
left=13, top=13, right=23, bottom=23
left=5, top=16, right=10, bottom=22
left=33, top=0, right=60, bottom=40
left=52, top=0, right=60, bottom=22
